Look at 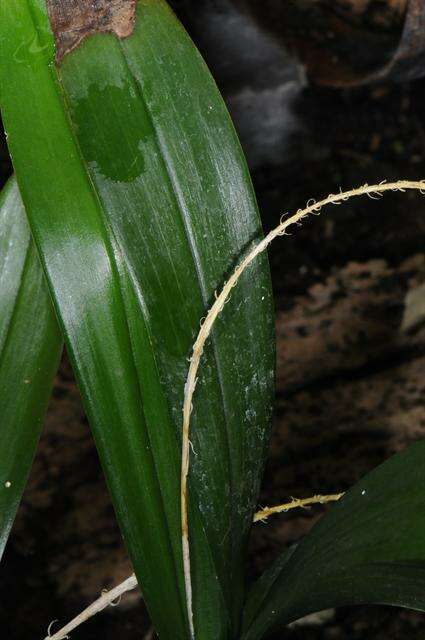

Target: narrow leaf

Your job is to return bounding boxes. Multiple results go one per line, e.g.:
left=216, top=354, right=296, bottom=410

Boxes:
left=243, top=441, right=425, bottom=640
left=0, top=1, right=275, bottom=637
left=0, top=176, right=62, bottom=558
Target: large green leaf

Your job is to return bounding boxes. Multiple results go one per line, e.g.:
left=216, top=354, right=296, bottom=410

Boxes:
left=0, top=176, right=62, bottom=559
left=0, top=1, right=275, bottom=638
left=242, top=441, right=425, bottom=640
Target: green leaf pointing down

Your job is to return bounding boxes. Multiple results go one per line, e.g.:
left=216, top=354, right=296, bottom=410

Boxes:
left=0, top=1, right=275, bottom=639
left=0, top=177, right=62, bottom=559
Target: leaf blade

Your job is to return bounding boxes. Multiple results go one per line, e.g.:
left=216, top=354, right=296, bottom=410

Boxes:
left=1, top=5, right=190, bottom=637
left=0, top=176, right=62, bottom=558
left=243, top=441, right=425, bottom=640
left=1, top=1, right=275, bottom=637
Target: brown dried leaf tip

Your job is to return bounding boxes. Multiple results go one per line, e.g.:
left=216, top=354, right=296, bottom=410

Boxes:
left=46, top=0, right=137, bottom=63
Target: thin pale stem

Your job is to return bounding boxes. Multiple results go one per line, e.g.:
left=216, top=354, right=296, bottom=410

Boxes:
left=41, top=494, right=342, bottom=640
left=180, top=180, right=425, bottom=635
left=44, top=575, right=139, bottom=640
left=254, top=493, right=344, bottom=522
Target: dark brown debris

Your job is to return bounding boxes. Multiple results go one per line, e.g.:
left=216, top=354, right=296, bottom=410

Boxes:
left=46, top=0, right=137, bottom=63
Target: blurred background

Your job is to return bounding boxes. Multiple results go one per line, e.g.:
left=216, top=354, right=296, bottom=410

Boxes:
left=1, top=1, right=425, bottom=638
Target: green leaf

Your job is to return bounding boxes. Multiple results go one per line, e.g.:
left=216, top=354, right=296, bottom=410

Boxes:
left=242, top=441, right=425, bottom=640
left=0, top=176, right=62, bottom=559
left=0, top=1, right=275, bottom=638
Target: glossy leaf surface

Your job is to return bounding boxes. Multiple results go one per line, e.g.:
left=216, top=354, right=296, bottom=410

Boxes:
left=0, top=1, right=275, bottom=638
left=0, top=176, right=62, bottom=559
left=243, top=441, right=425, bottom=640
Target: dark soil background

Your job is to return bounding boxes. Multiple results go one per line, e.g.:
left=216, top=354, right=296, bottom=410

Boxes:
left=1, top=1, right=425, bottom=638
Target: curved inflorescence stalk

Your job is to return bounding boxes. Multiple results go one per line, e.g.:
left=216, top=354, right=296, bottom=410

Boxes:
left=181, top=180, right=425, bottom=635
